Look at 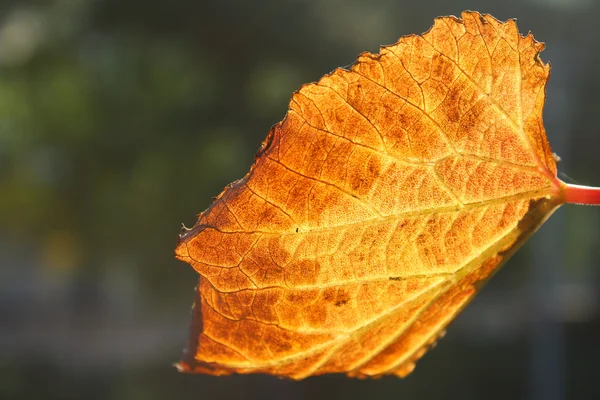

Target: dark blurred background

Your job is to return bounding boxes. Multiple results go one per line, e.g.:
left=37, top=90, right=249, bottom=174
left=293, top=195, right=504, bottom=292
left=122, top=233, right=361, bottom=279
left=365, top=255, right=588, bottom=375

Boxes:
left=1, top=0, right=600, bottom=399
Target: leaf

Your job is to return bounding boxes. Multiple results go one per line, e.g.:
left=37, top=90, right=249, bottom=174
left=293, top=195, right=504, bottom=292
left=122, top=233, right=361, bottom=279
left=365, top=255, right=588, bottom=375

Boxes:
left=174, top=11, right=600, bottom=379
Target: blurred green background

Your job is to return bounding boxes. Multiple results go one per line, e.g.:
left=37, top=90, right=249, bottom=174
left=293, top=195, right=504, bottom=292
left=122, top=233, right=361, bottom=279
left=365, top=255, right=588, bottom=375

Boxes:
left=2, top=0, right=600, bottom=399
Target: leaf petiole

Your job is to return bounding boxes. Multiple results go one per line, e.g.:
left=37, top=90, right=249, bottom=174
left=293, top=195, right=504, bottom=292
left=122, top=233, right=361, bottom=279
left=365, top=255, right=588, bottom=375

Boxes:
left=562, top=182, right=600, bottom=205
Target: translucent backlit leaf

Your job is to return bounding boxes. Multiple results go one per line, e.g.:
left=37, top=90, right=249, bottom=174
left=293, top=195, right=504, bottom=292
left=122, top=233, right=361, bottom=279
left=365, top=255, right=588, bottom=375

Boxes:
left=174, top=11, right=600, bottom=379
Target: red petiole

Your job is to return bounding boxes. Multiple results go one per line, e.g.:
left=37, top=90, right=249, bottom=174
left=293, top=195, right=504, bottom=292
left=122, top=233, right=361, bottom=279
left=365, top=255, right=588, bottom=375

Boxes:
left=562, top=182, right=600, bottom=205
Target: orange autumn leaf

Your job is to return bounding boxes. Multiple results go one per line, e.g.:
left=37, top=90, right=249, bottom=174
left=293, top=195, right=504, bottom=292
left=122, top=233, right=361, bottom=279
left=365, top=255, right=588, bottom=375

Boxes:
left=175, top=11, right=600, bottom=379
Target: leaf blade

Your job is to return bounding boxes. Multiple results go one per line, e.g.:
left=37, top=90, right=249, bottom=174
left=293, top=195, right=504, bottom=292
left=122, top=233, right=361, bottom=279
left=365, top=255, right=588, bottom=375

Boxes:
left=176, top=11, right=563, bottom=379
